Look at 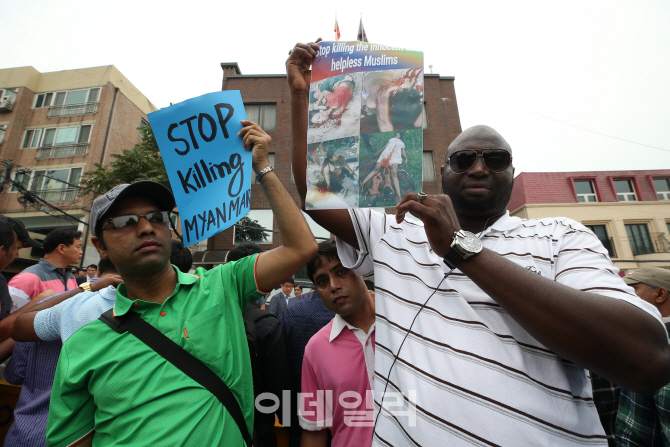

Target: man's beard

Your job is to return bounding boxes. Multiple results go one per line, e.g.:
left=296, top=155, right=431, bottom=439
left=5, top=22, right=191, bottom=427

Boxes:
left=444, top=178, right=514, bottom=219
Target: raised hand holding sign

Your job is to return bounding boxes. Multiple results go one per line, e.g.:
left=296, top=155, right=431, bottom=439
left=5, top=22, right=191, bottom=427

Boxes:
left=148, top=91, right=252, bottom=246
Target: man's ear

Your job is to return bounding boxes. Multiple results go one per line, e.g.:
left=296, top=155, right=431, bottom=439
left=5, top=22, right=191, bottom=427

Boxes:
left=91, top=236, right=107, bottom=257
left=656, top=288, right=668, bottom=305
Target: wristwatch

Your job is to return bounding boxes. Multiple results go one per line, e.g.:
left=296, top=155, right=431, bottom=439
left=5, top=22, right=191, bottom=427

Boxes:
left=443, top=230, right=483, bottom=269
left=256, top=166, right=274, bottom=183
left=80, top=282, right=92, bottom=292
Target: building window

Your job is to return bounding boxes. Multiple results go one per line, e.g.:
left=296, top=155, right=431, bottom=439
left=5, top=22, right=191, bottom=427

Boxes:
left=614, top=179, right=637, bottom=201
left=422, top=151, right=435, bottom=182
left=422, top=102, right=428, bottom=129
left=10, top=170, right=30, bottom=192
left=38, top=125, right=92, bottom=147
left=0, top=88, right=17, bottom=103
left=11, top=167, right=83, bottom=203
left=625, top=223, right=655, bottom=255
left=585, top=224, right=616, bottom=258
left=574, top=180, right=598, bottom=202
left=234, top=209, right=274, bottom=245
left=252, top=153, right=274, bottom=184
left=22, top=129, right=42, bottom=148
left=302, top=211, right=331, bottom=241
left=653, top=178, right=670, bottom=200
left=35, top=88, right=101, bottom=108
left=244, top=104, right=276, bottom=131
left=139, top=118, right=149, bottom=137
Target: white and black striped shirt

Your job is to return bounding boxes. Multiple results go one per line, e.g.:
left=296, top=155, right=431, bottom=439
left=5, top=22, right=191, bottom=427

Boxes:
left=336, top=209, right=663, bottom=447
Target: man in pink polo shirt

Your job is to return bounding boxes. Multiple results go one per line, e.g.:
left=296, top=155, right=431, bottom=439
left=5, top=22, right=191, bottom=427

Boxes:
left=299, top=240, right=376, bottom=447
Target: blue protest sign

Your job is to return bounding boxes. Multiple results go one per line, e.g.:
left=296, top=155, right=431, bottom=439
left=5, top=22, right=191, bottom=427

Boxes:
left=148, top=91, right=251, bottom=246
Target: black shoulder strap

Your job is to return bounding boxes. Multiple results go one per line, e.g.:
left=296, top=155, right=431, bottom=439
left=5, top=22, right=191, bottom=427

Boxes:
left=99, top=309, right=251, bottom=446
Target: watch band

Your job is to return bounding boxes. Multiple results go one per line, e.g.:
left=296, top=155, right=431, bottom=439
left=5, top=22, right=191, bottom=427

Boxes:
left=80, top=282, right=92, bottom=292
left=443, top=247, right=464, bottom=269
left=256, top=166, right=274, bottom=182
left=442, top=230, right=482, bottom=269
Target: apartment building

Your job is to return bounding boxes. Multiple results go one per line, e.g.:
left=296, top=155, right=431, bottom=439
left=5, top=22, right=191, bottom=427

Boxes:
left=195, top=62, right=463, bottom=273
left=509, top=170, right=670, bottom=274
left=0, top=65, right=157, bottom=270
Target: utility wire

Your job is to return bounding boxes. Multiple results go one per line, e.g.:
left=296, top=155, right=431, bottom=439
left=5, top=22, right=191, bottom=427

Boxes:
left=459, top=84, right=670, bottom=153
left=0, top=160, right=88, bottom=191
left=7, top=178, right=88, bottom=226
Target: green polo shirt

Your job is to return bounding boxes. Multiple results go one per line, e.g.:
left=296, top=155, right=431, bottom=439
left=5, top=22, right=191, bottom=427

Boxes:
left=46, top=254, right=265, bottom=446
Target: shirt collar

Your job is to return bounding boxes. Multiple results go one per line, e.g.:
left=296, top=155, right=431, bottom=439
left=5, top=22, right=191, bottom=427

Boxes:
left=329, top=314, right=375, bottom=342
left=39, top=258, right=63, bottom=272
left=113, top=265, right=199, bottom=316
left=479, top=211, right=521, bottom=236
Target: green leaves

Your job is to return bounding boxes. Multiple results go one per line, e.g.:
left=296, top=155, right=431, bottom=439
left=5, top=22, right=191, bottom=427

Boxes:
left=80, top=124, right=170, bottom=197
left=233, top=216, right=269, bottom=243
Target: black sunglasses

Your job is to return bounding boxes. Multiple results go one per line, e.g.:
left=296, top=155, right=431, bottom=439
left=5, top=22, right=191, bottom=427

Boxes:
left=101, top=211, right=174, bottom=232
left=448, top=150, right=512, bottom=174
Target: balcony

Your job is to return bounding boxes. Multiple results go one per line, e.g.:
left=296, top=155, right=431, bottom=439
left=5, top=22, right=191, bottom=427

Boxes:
left=36, top=143, right=89, bottom=160
left=47, top=102, right=98, bottom=118
left=33, top=188, right=79, bottom=203
left=653, top=233, right=670, bottom=253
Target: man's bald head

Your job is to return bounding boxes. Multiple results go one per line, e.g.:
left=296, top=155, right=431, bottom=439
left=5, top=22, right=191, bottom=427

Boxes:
left=446, top=125, right=512, bottom=160
left=441, top=125, right=515, bottom=221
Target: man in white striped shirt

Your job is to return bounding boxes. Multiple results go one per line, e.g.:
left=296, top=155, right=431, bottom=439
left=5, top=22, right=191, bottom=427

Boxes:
left=287, top=40, right=670, bottom=447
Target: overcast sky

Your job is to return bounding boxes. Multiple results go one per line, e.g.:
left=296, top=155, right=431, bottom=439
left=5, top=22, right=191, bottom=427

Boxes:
left=3, top=0, right=669, bottom=175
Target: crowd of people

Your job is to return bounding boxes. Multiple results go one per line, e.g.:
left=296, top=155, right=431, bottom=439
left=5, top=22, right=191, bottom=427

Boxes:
left=0, top=41, right=667, bottom=447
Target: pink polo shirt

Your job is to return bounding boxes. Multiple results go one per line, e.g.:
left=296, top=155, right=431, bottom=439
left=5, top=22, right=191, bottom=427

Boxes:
left=299, top=315, right=375, bottom=447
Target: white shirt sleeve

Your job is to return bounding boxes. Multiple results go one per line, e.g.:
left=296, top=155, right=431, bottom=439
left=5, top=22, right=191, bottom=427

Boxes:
left=335, top=208, right=390, bottom=279
left=553, top=219, right=665, bottom=328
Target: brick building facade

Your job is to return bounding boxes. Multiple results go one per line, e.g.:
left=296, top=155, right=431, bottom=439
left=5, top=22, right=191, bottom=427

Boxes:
left=201, top=63, right=463, bottom=272
left=509, top=170, right=670, bottom=273
left=0, top=66, right=157, bottom=269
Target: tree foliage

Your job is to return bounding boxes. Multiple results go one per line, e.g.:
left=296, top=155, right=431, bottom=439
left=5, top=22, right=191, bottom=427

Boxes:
left=80, top=124, right=170, bottom=197
left=234, top=217, right=269, bottom=243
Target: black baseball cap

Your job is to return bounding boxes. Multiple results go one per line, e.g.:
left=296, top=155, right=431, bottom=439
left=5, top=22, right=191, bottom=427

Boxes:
left=5, top=217, right=43, bottom=249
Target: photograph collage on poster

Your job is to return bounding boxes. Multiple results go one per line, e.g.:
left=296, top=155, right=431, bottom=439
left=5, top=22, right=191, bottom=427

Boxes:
left=306, top=51, right=424, bottom=209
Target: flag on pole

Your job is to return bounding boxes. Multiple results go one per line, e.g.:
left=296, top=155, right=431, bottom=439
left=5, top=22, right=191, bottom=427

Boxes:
left=357, top=16, right=368, bottom=42
left=334, top=15, right=341, bottom=41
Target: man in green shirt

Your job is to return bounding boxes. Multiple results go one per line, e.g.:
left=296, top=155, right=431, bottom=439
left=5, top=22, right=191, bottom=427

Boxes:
left=46, top=121, right=318, bottom=446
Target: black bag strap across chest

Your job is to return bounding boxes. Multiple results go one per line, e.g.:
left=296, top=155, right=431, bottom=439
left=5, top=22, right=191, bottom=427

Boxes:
left=99, top=309, right=251, bottom=446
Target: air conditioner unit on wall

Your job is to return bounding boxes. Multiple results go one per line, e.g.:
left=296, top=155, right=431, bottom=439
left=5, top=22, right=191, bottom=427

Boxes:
left=0, top=98, right=13, bottom=112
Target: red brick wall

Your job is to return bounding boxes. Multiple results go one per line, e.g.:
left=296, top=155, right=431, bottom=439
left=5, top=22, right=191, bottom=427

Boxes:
left=509, top=169, right=670, bottom=211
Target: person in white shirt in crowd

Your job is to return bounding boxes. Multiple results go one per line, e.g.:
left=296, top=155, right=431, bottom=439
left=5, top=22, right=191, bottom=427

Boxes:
left=287, top=39, right=670, bottom=447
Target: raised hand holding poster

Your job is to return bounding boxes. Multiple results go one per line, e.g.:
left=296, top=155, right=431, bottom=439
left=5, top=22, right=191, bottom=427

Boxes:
left=148, top=91, right=251, bottom=246
left=306, top=41, right=424, bottom=209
